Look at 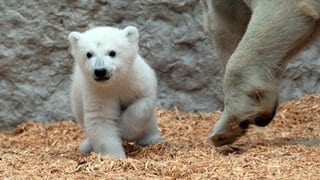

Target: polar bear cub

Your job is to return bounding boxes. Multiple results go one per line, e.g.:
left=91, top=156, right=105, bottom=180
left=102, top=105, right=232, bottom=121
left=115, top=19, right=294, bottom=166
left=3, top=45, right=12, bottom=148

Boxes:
left=68, top=26, right=163, bottom=159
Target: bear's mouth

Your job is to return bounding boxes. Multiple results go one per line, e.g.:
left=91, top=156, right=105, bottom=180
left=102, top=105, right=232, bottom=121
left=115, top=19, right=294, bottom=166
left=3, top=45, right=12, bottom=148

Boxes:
left=94, top=77, right=111, bottom=82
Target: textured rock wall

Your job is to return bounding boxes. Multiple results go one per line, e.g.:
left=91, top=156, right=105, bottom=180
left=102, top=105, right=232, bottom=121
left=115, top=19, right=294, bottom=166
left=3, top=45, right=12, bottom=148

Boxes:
left=0, top=1, right=319, bottom=130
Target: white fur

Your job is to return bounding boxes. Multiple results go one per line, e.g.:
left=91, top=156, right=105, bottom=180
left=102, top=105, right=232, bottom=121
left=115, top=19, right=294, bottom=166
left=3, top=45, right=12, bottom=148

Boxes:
left=201, top=0, right=320, bottom=146
left=68, top=26, right=163, bottom=159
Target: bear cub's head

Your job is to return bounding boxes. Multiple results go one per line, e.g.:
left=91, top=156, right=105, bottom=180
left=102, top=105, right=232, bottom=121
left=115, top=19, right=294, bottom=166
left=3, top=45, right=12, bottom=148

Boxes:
left=68, top=26, right=139, bottom=83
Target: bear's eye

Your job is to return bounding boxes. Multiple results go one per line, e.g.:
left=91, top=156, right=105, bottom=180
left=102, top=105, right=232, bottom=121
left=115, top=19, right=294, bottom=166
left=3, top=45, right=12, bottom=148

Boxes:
left=86, top=52, right=93, bottom=59
left=109, top=51, right=116, bottom=57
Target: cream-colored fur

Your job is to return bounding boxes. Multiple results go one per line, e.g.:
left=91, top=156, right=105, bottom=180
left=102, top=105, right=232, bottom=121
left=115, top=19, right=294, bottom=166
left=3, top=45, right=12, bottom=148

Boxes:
left=201, top=0, right=320, bottom=146
left=68, top=26, right=163, bottom=158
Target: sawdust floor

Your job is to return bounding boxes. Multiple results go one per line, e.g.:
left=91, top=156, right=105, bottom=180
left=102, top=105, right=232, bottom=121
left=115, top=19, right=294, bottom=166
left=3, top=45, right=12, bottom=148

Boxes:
left=1, top=94, right=320, bottom=179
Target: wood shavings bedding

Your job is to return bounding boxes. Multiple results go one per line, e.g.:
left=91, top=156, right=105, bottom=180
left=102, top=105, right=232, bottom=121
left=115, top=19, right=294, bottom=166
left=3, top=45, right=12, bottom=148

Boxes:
left=0, top=93, right=319, bottom=179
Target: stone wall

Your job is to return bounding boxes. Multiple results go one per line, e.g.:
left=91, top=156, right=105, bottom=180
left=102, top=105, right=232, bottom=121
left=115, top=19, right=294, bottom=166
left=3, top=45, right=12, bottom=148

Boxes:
left=0, top=1, right=319, bottom=130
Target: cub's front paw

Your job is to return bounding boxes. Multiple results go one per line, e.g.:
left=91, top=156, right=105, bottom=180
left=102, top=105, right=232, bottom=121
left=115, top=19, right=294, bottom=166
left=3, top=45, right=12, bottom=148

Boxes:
left=79, top=139, right=93, bottom=153
left=138, top=133, right=164, bottom=146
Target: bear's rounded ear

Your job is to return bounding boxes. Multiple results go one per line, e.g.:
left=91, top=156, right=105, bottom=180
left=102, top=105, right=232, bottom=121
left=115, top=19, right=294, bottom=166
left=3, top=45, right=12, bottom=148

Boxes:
left=68, top=32, right=82, bottom=46
left=123, top=26, right=139, bottom=43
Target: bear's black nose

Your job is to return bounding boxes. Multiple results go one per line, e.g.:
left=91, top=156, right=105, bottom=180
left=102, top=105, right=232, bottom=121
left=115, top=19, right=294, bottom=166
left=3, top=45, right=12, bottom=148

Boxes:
left=94, top=68, right=107, bottom=78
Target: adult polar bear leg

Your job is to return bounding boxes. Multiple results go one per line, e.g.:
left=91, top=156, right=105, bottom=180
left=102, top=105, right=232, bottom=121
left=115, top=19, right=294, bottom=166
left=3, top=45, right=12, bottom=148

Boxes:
left=118, top=97, right=163, bottom=145
left=206, top=0, right=320, bottom=146
left=200, top=0, right=251, bottom=68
